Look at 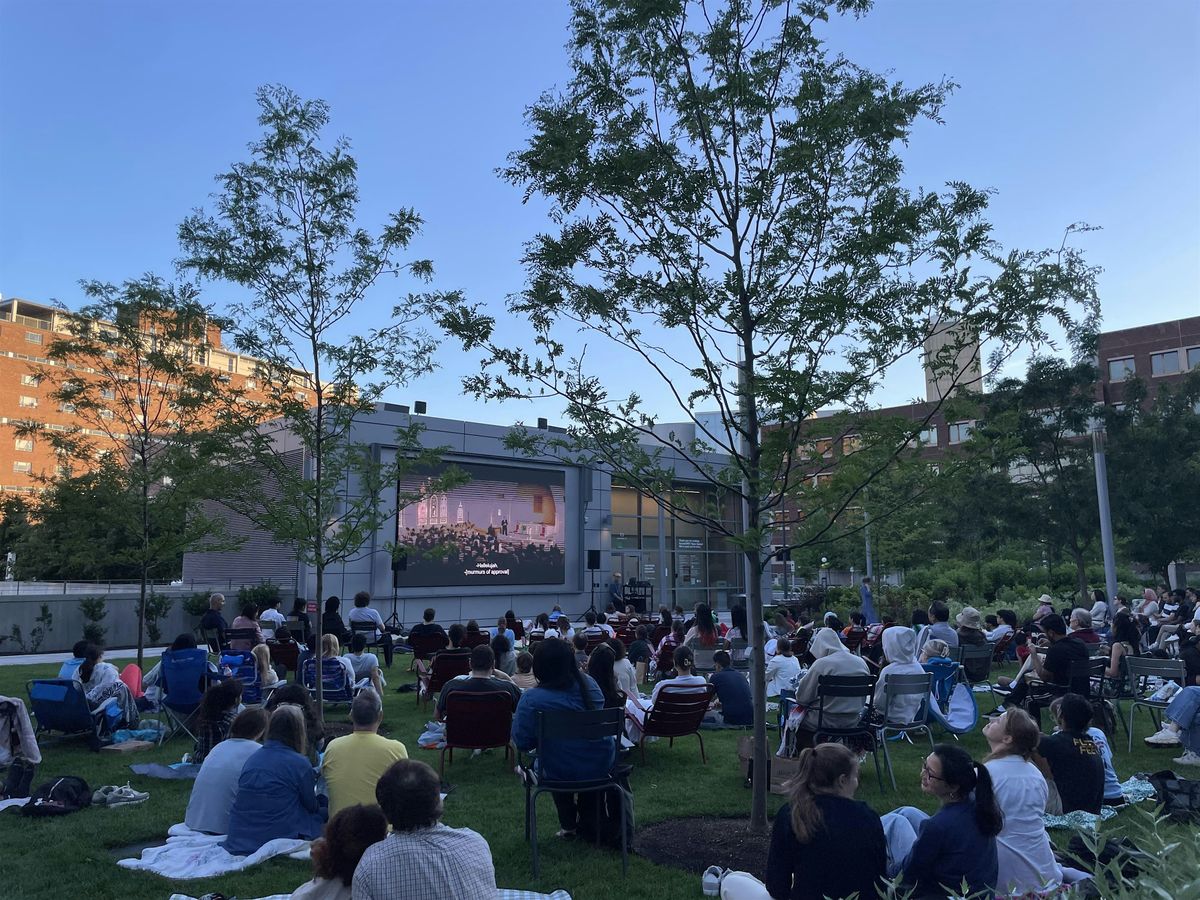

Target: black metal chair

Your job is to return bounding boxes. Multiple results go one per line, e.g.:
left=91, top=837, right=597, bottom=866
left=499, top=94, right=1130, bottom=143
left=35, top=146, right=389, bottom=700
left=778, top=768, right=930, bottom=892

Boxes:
left=878, top=672, right=935, bottom=791
left=350, top=620, right=387, bottom=656
left=1124, top=657, right=1186, bottom=752
left=521, top=707, right=628, bottom=878
left=812, top=674, right=883, bottom=790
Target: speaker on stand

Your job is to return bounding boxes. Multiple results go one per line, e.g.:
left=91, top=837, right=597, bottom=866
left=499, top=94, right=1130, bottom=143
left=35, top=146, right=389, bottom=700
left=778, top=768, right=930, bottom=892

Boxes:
left=385, top=553, right=407, bottom=631
left=587, top=549, right=601, bottom=616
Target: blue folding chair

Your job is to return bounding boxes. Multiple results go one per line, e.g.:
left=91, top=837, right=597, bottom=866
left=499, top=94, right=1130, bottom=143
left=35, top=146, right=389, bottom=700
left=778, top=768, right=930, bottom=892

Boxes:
left=26, top=679, right=103, bottom=750
left=159, top=648, right=209, bottom=744
left=302, top=657, right=354, bottom=706
left=219, top=651, right=262, bottom=705
left=923, top=659, right=959, bottom=713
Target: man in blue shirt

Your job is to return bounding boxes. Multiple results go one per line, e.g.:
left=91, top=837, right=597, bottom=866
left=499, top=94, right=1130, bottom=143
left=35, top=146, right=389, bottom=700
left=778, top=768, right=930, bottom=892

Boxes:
left=708, top=651, right=752, bottom=727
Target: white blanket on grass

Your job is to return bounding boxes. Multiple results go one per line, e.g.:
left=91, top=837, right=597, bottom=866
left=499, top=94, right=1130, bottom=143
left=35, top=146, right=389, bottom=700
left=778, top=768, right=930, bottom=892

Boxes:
left=171, top=892, right=571, bottom=900
left=118, top=823, right=310, bottom=879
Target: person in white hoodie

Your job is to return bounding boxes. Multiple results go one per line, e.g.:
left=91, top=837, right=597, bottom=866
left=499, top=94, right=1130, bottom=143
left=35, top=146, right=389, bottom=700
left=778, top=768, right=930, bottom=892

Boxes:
left=874, top=627, right=925, bottom=725
left=791, top=628, right=870, bottom=745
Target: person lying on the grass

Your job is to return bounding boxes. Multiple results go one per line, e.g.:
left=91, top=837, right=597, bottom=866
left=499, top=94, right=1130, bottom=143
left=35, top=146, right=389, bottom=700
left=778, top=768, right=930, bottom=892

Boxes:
left=185, top=707, right=269, bottom=835
left=292, top=803, right=388, bottom=900
left=223, top=704, right=326, bottom=855
left=321, top=689, right=407, bottom=818
left=353, top=758, right=496, bottom=899
left=982, top=707, right=1063, bottom=897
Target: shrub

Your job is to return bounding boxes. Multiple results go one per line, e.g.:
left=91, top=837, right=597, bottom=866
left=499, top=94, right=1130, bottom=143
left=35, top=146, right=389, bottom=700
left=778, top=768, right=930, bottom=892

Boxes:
left=79, top=596, right=107, bottom=644
left=144, top=591, right=173, bottom=644
left=238, top=581, right=281, bottom=609
left=1, top=603, right=54, bottom=653
left=182, top=591, right=212, bottom=618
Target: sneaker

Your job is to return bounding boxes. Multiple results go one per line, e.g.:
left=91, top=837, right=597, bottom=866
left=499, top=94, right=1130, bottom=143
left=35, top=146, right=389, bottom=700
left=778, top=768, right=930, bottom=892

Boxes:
left=91, top=785, right=116, bottom=805
left=702, top=865, right=726, bottom=896
left=106, top=782, right=149, bottom=806
left=1144, top=727, right=1182, bottom=747
left=1173, top=750, right=1200, bottom=766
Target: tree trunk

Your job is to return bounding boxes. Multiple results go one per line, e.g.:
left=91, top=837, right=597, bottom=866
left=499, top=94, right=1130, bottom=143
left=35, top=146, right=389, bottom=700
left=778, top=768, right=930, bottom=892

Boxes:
left=137, top=564, right=148, bottom=671
left=746, top=544, right=769, bottom=832
left=314, top=559, right=324, bottom=727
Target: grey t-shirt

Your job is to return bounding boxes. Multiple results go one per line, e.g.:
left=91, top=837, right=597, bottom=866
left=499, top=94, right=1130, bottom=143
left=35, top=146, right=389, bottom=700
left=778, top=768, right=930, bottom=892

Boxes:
left=184, top=738, right=261, bottom=834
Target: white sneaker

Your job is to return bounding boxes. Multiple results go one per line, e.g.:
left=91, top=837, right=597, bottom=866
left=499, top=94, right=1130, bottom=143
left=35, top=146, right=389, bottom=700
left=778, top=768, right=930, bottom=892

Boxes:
left=1145, top=727, right=1182, bottom=747
left=1173, top=750, right=1200, bottom=766
left=106, top=782, right=149, bottom=806
left=702, top=865, right=726, bottom=896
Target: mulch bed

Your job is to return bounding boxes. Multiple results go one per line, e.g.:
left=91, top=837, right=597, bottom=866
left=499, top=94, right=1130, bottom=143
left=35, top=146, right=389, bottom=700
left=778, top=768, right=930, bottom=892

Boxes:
left=637, top=816, right=767, bottom=880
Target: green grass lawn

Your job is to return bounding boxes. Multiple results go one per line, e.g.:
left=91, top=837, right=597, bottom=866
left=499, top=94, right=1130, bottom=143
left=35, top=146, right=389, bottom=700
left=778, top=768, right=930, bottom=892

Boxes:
left=0, top=658, right=1180, bottom=900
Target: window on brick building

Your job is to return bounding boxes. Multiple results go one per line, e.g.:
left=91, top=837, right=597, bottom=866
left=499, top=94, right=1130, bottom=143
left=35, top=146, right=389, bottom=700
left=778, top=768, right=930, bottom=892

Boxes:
left=14, top=438, right=33, bottom=452
left=20, top=374, right=39, bottom=387
left=1186, top=346, right=1200, bottom=372
left=1107, top=357, right=1135, bottom=381
left=918, top=425, right=937, bottom=445
left=1151, top=350, right=1180, bottom=377
left=18, top=396, right=37, bottom=408
left=25, top=332, right=43, bottom=345
left=12, top=461, right=32, bottom=474
left=947, top=421, right=974, bottom=444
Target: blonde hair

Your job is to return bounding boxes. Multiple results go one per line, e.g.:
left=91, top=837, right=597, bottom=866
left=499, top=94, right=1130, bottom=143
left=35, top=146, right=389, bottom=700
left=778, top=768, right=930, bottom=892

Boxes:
left=923, top=638, right=949, bottom=659
left=251, top=643, right=272, bottom=679
left=322, top=633, right=341, bottom=657
left=984, top=707, right=1041, bottom=761
left=787, top=743, right=858, bottom=843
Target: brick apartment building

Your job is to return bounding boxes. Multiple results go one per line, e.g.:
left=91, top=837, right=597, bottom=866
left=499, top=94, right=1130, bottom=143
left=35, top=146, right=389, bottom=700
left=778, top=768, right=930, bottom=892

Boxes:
left=0, top=296, right=289, bottom=494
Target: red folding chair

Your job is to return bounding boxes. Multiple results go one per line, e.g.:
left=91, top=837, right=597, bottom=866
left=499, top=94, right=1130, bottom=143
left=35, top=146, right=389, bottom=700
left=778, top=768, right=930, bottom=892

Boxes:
left=992, top=632, right=1014, bottom=662
left=841, top=628, right=867, bottom=654
left=462, top=631, right=490, bottom=649
left=416, top=652, right=472, bottom=706
left=440, top=690, right=515, bottom=774
left=408, top=632, right=449, bottom=668
left=639, top=684, right=716, bottom=763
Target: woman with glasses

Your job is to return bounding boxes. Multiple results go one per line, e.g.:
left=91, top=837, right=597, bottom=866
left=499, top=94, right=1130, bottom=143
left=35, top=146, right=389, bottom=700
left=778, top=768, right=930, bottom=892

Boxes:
left=881, top=744, right=1002, bottom=898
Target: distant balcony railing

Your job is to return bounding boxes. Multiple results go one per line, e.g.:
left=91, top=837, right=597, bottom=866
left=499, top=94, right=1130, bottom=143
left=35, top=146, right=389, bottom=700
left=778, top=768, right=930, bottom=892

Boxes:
left=0, top=311, right=54, bottom=330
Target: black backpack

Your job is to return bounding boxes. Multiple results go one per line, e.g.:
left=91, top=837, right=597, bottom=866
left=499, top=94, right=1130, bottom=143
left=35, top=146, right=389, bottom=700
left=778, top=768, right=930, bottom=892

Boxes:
left=21, top=776, right=92, bottom=817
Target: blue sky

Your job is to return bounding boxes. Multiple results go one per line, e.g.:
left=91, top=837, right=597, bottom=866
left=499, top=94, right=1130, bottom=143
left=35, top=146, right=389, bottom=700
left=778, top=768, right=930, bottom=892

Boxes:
left=2, top=1, right=1197, bottom=424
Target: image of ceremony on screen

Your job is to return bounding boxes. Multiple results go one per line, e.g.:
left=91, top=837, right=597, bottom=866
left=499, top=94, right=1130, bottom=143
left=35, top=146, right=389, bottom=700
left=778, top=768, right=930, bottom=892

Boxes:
left=395, top=462, right=567, bottom=587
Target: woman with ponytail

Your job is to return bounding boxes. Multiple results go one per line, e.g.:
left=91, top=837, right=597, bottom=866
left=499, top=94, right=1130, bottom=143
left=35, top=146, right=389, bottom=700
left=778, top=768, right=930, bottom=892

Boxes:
left=983, top=708, right=1064, bottom=896
left=882, top=743, right=1001, bottom=898
left=512, top=636, right=615, bottom=839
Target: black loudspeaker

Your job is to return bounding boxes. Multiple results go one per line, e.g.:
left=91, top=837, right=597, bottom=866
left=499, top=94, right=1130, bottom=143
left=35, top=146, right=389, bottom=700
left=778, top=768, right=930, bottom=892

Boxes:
left=587, top=550, right=601, bottom=570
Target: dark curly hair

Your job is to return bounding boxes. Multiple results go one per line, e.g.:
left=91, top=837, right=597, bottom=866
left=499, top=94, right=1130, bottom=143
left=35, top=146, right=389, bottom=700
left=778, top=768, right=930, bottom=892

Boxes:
left=311, top=803, right=388, bottom=885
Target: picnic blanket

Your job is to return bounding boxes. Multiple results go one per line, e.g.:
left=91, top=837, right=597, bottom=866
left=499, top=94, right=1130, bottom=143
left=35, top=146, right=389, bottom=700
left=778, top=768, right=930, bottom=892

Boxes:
left=117, top=823, right=310, bottom=879
left=0, top=797, right=30, bottom=813
left=1042, top=776, right=1158, bottom=831
left=129, top=762, right=201, bottom=780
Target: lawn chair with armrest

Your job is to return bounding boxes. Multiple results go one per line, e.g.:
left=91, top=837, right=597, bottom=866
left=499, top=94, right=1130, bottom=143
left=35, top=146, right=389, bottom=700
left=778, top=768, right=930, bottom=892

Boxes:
left=638, top=683, right=716, bottom=763
left=440, top=690, right=514, bottom=775
left=26, top=679, right=105, bottom=751
left=416, top=652, right=472, bottom=707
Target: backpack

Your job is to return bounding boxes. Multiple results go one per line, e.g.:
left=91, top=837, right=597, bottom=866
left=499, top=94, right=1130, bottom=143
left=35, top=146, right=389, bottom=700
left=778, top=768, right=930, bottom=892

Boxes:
left=22, top=776, right=92, bottom=817
left=1, top=758, right=37, bottom=800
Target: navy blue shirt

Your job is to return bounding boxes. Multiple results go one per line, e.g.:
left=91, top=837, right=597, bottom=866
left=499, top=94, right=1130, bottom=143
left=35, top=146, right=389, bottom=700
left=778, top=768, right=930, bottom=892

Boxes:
left=512, top=676, right=616, bottom=782
left=710, top=669, right=753, bottom=726
left=901, top=800, right=998, bottom=899
left=223, top=740, right=325, bottom=855
left=767, top=796, right=886, bottom=900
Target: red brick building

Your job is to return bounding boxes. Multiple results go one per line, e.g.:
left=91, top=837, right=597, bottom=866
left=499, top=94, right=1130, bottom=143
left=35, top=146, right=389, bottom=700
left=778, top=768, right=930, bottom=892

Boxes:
left=0, top=296, right=287, bottom=494
left=1096, top=316, right=1200, bottom=407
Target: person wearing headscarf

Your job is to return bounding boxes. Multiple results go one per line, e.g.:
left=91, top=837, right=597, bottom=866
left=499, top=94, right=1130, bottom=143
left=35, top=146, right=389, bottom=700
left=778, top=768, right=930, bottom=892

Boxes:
left=790, top=628, right=870, bottom=744
left=874, top=627, right=925, bottom=725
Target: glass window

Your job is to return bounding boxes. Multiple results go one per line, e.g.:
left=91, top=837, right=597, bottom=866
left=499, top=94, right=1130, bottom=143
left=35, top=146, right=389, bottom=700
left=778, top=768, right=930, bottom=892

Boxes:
left=14, top=438, right=33, bottom=452
left=12, top=461, right=32, bottom=474
left=948, top=421, right=974, bottom=444
left=18, top=396, right=37, bottom=408
left=24, top=332, right=42, bottom=345
left=611, top=515, right=638, bottom=542
left=918, top=425, right=937, bottom=445
left=59, top=402, right=76, bottom=414
left=100, top=388, right=115, bottom=400
left=1187, top=347, right=1200, bottom=371
left=841, top=434, right=862, bottom=455
left=1151, top=350, right=1180, bottom=377
left=227, top=355, right=235, bottom=372
left=1107, top=357, right=1135, bottom=381
left=20, top=374, right=39, bottom=387
left=611, top=487, right=638, bottom=517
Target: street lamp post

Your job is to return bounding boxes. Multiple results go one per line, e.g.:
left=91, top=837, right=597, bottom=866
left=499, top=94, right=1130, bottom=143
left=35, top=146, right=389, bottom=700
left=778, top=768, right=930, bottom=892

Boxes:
left=1091, top=425, right=1119, bottom=604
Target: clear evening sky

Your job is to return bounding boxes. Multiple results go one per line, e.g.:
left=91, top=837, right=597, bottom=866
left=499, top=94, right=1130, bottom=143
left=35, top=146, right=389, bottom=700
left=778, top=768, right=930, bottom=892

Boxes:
left=2, top=1, right=1197, bottom=424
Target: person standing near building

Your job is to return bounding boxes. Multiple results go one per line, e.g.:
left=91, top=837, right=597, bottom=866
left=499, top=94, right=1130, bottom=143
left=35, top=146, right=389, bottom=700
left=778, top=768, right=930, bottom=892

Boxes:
left=860, top=577, right=877, bottom=625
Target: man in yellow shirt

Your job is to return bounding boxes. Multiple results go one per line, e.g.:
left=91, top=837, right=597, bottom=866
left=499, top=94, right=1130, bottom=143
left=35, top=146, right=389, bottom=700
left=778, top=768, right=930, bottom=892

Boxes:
left=321, top=688, right=408, bottom=817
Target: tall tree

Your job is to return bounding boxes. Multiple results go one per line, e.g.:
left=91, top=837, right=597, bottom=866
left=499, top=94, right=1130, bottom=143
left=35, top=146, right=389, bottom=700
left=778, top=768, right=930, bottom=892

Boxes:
left=1106, top=371, right=1200, bottom=586
left=14, top=277, right=241, bottom=667
left=964, top=356, right=1103, bottom=603
left=437, top=0, right=1099, bottom=829
left=178, top=85, right=463, bottom=715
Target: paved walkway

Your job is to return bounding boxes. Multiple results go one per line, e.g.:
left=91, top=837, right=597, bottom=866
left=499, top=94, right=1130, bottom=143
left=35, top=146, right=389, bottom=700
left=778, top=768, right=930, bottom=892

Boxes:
left=0, top=647, right=165, bottom=667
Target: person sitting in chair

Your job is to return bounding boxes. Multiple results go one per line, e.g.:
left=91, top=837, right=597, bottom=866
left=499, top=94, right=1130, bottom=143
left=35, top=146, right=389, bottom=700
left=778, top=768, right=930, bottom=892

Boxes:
left=345, top=633, right=385, bottom=695
left=199, top=593, right=228, bottom=648
left=347, top=591, right=394, bottom=668
left=436, top=645, right=520, bottom=722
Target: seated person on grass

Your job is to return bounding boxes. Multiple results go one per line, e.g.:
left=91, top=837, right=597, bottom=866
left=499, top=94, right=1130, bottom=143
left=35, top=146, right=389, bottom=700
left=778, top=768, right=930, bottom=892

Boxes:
left=185, top=707, right=269, bottom=835
left=57, top=639, right=91, bottom=679
left=192, top=677, right=244, bottom=764
left=1035, top=692, right=1105, bottom=814
left=223, top=705, right=327, bottom=855
left=291, top=803, right=387, bottom=900
left=707, top=650, right=752, bottom=727
left=436, top=645, right=521, bottom=722
left=321, top=688, right=407, bottom=818
left=353, top=759, right=496, bottom=899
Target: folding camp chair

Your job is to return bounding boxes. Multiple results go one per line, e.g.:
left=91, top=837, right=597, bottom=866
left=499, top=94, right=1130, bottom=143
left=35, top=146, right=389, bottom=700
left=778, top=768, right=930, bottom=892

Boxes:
left=220, top=650, right=262, bottom=705
left=302, top=657, right=355, bottom=706
left=26, top=679, right=104, bottom=750
left=158, top=648, right=209, bottom=745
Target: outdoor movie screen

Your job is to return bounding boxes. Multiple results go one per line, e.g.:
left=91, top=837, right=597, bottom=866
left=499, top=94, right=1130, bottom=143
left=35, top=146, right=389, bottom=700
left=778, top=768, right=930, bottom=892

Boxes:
left=394, top=461, right=567, bottom=587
